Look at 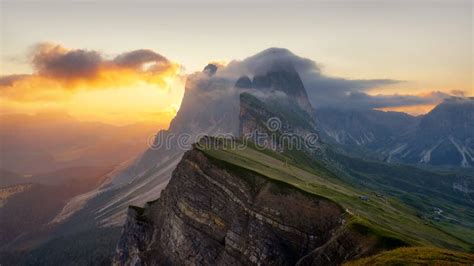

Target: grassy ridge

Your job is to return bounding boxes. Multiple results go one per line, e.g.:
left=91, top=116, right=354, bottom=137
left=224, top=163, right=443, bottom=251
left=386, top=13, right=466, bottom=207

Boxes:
left=327, top=150, right=474, bottom=247
left=196, top=137, right=472, bottom=252
left=344, top=247, right=474, bottom=265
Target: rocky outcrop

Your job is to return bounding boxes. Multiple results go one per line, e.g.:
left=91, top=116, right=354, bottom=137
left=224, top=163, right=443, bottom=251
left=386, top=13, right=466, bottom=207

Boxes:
left=296, top=227, right=383, bottom=265
left=235, top=69, right=314, bottom=115
left=113, top=147, right=374, bottom=265
left=239, top=92, right=322, bottom=154
left=114, top=206, right=154, bottom=266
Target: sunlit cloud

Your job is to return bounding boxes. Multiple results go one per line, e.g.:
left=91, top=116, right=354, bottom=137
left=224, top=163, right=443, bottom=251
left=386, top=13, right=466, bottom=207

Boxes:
left=0, top=42, right=181, bottom=102
left=0, top=42, right=184, bottom=125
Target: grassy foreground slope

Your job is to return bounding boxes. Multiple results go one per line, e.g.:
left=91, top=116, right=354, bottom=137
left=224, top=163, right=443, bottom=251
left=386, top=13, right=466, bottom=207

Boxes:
left=196, top=137, right=472, bottom=252
left=345, top=247, right=474, bottom=265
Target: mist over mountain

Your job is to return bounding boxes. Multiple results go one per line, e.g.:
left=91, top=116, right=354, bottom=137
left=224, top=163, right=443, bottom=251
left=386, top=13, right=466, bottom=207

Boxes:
left=223, top=49, right=446, bottom=110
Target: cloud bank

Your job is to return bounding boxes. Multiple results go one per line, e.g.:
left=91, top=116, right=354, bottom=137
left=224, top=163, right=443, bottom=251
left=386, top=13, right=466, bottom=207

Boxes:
left=0, top=43, right=180, bottom=101
left=2, top=45, right=461, bottom=112
left=208, top=48, right=457, bottom=110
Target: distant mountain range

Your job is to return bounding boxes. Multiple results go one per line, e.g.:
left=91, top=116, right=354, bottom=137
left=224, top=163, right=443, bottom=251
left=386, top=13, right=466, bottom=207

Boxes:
left=0, top=165, right=113, bottom=250
left=0, top=112, right=159, bottom=257
left=315, top=97, right=474, bottom=168
left=0, top=112, right=160, bottom=175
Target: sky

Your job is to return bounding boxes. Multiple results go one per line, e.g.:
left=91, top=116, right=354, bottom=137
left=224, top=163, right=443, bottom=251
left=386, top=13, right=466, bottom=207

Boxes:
left=0, top=0, right=472, bottom=125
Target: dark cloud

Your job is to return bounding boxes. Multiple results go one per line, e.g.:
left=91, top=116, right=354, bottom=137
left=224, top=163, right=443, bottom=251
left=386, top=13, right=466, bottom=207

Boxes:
left=303, top=76, right=406, bottom=108
left=304, top=75, right=451, bottom=109
left=0, top=43, right=179, bottom=101
left=219, top=48, right=320, bottom=78
left=0, top=43, right=180, bottom=102
left=28, top=44, right=175, bottom=82
left=343, top=91, right=449, bottom=109
left=0, top=74, right=31, bottom=87
left=113, top=49, right=169, bottom=70
left=32, top=43, right=102, bottom=80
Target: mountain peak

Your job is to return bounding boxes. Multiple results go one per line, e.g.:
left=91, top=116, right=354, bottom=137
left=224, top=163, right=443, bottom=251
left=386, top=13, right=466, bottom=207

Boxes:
left=203, top=63, right=218, bottom=76
left=235, top=75, right=252, bottom=88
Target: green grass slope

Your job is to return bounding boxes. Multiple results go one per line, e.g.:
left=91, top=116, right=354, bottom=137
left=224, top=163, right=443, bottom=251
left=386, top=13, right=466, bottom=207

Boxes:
left=196, top=137, right=473, bottom=252
left=344, top=247, right=474, bottom=265
left=328, top=150, right=474, bottom=247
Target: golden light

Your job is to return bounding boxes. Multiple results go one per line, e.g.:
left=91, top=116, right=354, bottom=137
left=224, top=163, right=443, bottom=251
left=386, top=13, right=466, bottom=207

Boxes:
left=375, top=104, right=437, bottom=116
left=0, top=64, right=185, bottom=126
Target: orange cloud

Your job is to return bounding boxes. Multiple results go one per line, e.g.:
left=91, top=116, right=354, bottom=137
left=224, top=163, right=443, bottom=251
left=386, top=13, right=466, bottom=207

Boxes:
left=0, top=43, right=180, bottom=102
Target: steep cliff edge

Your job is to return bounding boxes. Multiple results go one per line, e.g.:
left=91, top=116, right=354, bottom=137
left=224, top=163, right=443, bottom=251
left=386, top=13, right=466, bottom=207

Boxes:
left=113, top=146, right=391, bottom=265
left=114, top=135, right=474, bottom=265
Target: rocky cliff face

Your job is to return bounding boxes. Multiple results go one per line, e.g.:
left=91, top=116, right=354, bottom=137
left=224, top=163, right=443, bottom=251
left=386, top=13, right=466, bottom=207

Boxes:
left=113, top=147, right=381, bottom=265
left=239, top=92, right=322, bottom=155
left=235, top=68, right=314, bottom=116
left=237, top=68, right=321, bottom=155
